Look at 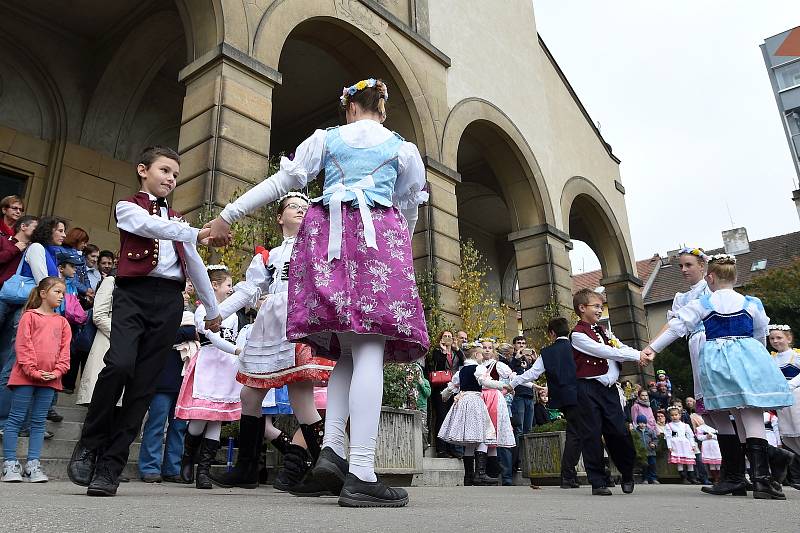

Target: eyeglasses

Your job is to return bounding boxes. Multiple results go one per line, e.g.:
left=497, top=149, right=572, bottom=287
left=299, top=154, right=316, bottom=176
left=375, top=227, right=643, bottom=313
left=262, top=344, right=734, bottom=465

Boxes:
left=282, top=203, right=308, bottom=213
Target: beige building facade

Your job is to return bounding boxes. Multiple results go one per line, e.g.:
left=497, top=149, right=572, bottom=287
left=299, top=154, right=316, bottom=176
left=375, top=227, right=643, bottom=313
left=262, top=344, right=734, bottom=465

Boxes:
left=0, top=0, right=647, bottom=370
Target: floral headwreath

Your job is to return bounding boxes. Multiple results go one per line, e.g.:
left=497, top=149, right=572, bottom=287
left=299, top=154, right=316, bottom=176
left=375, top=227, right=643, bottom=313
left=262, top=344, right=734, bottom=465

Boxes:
left=339, top=78, right=388, bottom=107
left=277, top=191, right=310, bottom=207
left=464, top=340, right=483, bottom=350
left=207, top=264, right=229, bottom=272
left=768, top=324, right=792, bottom=331
left=708, top=253, right=736, bottom=265
left=477, top=337, right=496, bottom=344
left=678, top=246, right=709, bottom=261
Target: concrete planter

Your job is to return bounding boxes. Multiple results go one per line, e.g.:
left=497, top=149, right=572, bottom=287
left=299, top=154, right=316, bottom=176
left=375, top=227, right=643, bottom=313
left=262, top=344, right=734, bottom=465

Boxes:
left=522, top=431, right=586, bottom=485
left=375, top=406, right=425, bottom=476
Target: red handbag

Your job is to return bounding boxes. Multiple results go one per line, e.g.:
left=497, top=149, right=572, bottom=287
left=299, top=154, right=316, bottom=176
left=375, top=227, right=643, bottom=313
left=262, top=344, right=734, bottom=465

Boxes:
left=428, top=370, right=453, bottom=387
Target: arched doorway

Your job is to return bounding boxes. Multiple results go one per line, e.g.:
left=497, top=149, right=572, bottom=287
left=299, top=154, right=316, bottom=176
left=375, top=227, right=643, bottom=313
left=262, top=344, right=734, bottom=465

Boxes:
left=269, top=18, right=419, bottom=157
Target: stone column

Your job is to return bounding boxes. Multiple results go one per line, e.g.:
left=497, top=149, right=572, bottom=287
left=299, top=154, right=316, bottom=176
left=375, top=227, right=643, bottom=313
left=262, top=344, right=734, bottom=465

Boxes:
left=602, top=273, right=650, bottom=381
left=508, top=224, right=573, bottom=339
left=412, top=157, right=462, bottom=326
left=173, top=44, right=282, bottom=217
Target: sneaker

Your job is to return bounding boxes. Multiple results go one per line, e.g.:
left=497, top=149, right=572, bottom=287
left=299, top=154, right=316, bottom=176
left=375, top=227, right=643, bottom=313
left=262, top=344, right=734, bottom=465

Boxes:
left=46, top=409, right=63, bottom=422
left=23, top=460, right=48, bottom=483
left=2, top=460, right=23, bottom=482
left=338, top=473, right=409, bottom=508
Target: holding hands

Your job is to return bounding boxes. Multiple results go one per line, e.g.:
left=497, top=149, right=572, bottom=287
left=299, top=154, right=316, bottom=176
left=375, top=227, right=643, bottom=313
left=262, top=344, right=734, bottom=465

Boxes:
left=205, top=314, right=222, bottom=333
left=639, top=346, right=655, bottom=367
left=199, top=217, right=232, bottom=247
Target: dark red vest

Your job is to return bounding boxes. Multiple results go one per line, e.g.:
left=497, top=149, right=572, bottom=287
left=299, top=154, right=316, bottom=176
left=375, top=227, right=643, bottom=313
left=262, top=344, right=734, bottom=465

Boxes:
left=115, top=192, right=187, bottom=279
left=571, top=321, right=610, bottom=378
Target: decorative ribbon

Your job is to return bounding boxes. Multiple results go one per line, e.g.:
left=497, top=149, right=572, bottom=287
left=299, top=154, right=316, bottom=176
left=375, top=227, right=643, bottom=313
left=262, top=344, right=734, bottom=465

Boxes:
left=323, top=174, right=378, bottom=261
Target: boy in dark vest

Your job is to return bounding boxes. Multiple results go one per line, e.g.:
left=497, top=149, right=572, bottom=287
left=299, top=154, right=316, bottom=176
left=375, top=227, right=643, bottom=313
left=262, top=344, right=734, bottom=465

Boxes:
left=68, top=146, right=221, bottom=496
left=570, top=288, right=644, bottom=496
left=510, top=317, right=582, bottom=488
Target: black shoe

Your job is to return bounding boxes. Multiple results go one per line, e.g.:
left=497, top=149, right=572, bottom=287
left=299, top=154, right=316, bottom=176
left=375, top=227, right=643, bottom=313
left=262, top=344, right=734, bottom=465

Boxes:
left=463, top=456, right=475, bottom=487
left=195, top=439, right=220, bottom=490
left=767, top=445, right=794, bottom=485
left=140, top=474, right=162, bottom=483
left=87, top=465, right=119, bottom=497
left=621, top=480, right=634, bottom=494
left=592, top=486, right=612, bottom=496
left=162, top=474, right=188, bottom=484
left=210, top=415, right=264, bottom=489
left=117, top=474, right=129, bottom=483
left=46, top=409, right=63, bottom=423
left=747, top=438, right=786, bottom=500
left=180, top=433, right=202, bottom=484
left=473, top=451, right=499, bottom=486
left=338, top=473, right=409, bottom=508
left=702, top=434, right=747, bottom=496
left=68, top=441, right=97, bottom=487
left=289, top=447, right=348, bottom=497
left=273, top=444, right=311, bottom=492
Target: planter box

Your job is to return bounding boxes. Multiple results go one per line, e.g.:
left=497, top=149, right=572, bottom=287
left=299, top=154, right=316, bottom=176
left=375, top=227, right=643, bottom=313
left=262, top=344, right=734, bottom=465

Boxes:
left=522, top=430, right=586, bottom=484
left=375, top=406, right=424, bottom=475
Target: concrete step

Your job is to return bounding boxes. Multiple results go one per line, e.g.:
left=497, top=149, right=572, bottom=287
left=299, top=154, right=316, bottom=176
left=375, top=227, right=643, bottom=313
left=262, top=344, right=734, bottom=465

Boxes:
left=1, top=438, right=142, bottom=461
left=412, top=457, right=465, bottom=487
left=45, top=420, right=83, bottom=440
left=56, top=392, right=83, bottom=408
left=46, top=405, right=87, bottom=423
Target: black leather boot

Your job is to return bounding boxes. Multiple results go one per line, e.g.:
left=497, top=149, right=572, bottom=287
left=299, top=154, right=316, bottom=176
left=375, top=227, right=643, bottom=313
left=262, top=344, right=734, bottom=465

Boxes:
left=179, top=433, right=202, bottom=484
left=289, top=447, right=349, bottom=497
left=787, top=450, right=800, bottom=490
left=486, top=455, right=501, bottom=482
left=463, top=456, right=475, bottom=486
left=273, top=444, right=312, bottom=491
left=767, top=444, right=794, bottom=485
left=746, top=438, right=785, bottom=500
left=702, top=434, right=747, bottom=496
left=195, top=438, right=220, bottom=489
left=210, top=415, right=263, bottom=489
left=687, top=470, right=700, bottom=485
left=300, top=419, right=325, bottom=462
left=473, top=451, right=499, bottom=486
left=679, top=470, right=690, bottom=484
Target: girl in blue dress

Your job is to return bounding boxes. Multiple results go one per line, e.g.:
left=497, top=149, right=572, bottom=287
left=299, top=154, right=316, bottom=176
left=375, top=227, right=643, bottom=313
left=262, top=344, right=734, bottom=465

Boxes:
left=648, top=254, right=792, bottom=500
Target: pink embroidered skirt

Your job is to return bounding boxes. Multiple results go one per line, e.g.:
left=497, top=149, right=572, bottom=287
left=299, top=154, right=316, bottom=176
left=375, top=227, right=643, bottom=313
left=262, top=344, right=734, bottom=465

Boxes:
left=175, top=348, right=242, bottom=422
left=286, top=203, right=429, bottom=362
left=236, top=343, right=334, bottom=389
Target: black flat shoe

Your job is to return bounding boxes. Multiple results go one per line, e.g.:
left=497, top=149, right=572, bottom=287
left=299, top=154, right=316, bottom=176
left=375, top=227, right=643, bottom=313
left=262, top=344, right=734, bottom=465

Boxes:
left=338, top=473, right=409, bottom=508
left=140, top=474, right=162, bottom=483
left=67, top=441, right=96, bottom=487
left=162, top=474, right=188, bottom=484
left=592, top=486, right=612, bottom=496
left=87, top=466, right=118, bottom=497
left=621, top=481, right=635, bottom=494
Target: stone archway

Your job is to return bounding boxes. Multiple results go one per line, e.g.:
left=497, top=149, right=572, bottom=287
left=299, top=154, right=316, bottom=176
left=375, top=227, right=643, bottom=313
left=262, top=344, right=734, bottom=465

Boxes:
left=562, top=176, right=648, bottom=368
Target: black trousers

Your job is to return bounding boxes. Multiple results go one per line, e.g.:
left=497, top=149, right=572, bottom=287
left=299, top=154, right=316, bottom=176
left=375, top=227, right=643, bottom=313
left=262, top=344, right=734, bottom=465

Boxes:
left=80, top=277, right=184, bottom=476
left=431, top=386, right=453, bottom=452
left=576, top=379, right=635, bottom=488
left=560, top=405, right=583, bottom=482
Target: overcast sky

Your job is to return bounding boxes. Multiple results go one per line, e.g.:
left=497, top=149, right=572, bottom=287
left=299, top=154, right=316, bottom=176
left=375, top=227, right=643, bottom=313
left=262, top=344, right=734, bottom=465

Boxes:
left=533, top=1, right=800, bottom=274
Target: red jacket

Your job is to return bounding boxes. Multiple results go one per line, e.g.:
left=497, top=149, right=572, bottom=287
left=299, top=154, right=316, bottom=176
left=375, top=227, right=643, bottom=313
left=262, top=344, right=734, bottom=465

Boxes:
left=0, top=236, right=23, bottom=287
left=9, top=309, right=71, bottom=390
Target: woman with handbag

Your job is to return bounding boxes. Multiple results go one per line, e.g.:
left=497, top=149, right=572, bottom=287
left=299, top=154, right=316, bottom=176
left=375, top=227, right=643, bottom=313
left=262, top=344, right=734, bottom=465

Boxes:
left=0, top=216, right=66, bottom=430
left=426, top=330, right=465, bottom=458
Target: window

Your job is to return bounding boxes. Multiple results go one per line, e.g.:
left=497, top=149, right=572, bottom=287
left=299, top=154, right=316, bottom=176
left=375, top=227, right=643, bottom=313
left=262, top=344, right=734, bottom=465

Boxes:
left=0, top=168, right=27, bottom=199
left=751, top=259, right=767, bottom=272
left=777, top=63, right=800, bottom=91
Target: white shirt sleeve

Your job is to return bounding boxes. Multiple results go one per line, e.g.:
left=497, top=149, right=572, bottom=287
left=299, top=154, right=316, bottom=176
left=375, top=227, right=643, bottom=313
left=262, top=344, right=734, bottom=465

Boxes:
left=25, top=243, right=49, bottom=284
left=510, top=356, right=545, bottom=389
left=182, top=243, right=219, bottom=320
left=394, top=141, right=428, bottom=237
left=217, top=255, right=270, bottom=319
left=475, top=364, right=505, bottom=390
left=788, top=371, right=800, bottom=390
left=650, top=299, right=706, bottom=353
left=571, top=332, right=641, bottom=362
left=747, top=297, right=770, bottom=347
left=195, top=306, right=238, bottom=354
left=220, top=129, right=327, bottom=224
left=115, top=202, right=199, bottom=244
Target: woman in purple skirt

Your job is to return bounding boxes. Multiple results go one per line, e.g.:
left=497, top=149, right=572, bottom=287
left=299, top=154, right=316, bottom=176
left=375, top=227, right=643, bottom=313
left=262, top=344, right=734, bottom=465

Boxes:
left=206, top=78, right=429, bottom=507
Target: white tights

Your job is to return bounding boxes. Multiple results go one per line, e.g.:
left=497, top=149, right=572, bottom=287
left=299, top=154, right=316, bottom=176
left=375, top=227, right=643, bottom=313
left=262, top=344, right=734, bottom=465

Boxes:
left=704, top=411, right=736, bottom=436
left=462, top=443, right=488, bottom=456
left=676, top=464, right=695, bottom=472
left=187, top=420, right=222, bottom=442
left=239, top=382, right=322, bottom=424
left=322, top=332, right=385, bottom=482
left=731, top=408, right=766, bottom=441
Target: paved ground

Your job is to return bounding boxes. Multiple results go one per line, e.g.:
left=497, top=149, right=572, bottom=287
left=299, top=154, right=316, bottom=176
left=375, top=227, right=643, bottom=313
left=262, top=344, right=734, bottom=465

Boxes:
left=3, top=481, right=797, bottom=532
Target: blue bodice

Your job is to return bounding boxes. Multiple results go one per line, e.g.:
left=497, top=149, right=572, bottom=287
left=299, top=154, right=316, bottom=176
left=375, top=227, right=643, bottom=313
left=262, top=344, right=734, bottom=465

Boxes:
left=319, top=126, right=404, bottom=208
left=702, top=311, right=754, bottom=340
left=780, top=364, right=800, bottom=380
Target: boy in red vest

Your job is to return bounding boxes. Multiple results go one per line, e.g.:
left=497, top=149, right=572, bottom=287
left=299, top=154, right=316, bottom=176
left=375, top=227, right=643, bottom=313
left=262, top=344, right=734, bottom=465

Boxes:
left=68, top=146, right=222, bottom=497
left=571, top=288, right=645, bottom=496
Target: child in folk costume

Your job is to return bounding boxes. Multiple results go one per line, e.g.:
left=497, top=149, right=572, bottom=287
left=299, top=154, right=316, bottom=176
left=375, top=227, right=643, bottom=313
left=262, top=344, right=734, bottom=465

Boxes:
left=204, top=78, right=429, bottom=507
left=665, top=406, right=698, bottom=483
left=768, top=324, right=800, bottom=489
left=439, top=344, right=514, bottom=486
left=175, top=266, right=241, bottom=490
left=208, top=192, right=334, bottom=492
left=480, top=340, right=517, bottom=482
left=647, top=254, right=793, bottom=500
left=691, top=413, right=722, bottom=483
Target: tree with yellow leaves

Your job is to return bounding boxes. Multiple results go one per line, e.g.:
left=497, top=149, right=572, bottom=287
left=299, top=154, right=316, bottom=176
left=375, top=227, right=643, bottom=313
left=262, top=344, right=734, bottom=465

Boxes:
left=453, top=239, right=506, bottom=341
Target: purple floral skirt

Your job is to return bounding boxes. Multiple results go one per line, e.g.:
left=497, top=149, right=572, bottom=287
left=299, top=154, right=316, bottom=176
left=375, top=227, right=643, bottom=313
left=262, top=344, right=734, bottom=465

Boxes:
left=286, top=203, right=429, bottom=362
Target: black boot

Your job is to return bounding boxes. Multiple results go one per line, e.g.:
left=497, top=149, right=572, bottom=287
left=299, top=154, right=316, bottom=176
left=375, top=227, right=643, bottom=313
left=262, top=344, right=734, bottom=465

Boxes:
left=687, top=470, right=700, bottom=485
left=702, top=434, right=747, bottom=496
left=486, top=455, right=501, bottom=483
left=195, top=438, right=220, bottom=489
left=463, top=456, right=475, bottom=486
left=787, top=450, right=800, bottom=490
left=300, top=419, right=325, bottom=462
left=679, top=471, right=690, bottom=485
left=289, top=447, right=349, bottom=497
left=273, top=444, right=312, bottom=491
left=210, top=415, right=264, bottom=489
left=746, top=438, right=785, bottom=500
left=179, top=433, right=202, bottom=484
left=767, top=444, right=794, bottom=485
left=473, top=451, right=499, bottom=486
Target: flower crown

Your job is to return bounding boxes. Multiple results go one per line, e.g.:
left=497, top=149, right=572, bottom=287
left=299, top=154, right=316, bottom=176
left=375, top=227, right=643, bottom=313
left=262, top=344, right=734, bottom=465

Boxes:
left=278, top=191, right=310, bottom=206
left=478, top=337, right=496, bottom=344
left=678, top=246, right=709, bottom=261
left=207, top=264, right=229, bottom=272
left=708, top=253, right=736, bottom=265
left=768, top=324, right=791, bottom=331
left=340, top=78, right=388, bottom=107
